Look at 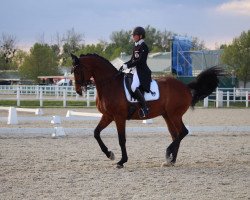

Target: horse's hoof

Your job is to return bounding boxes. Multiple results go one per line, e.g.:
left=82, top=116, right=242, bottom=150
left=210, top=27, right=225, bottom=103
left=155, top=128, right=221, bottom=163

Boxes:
left=161, top=161, right=175, bottom=168
left=109, top=151, right=115, bottom=160
left=116, top=164, right=124, bottom=169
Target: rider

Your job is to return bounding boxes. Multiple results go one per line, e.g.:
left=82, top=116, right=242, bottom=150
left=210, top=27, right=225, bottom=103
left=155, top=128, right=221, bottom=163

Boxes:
left=119, top=26, right=152, bottom=118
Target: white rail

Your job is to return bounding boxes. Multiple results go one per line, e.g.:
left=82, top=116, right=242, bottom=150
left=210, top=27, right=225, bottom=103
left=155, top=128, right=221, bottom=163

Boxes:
left=0, top=85, right=96, bottom=107
left=0, top=85, right=249, bottom=108
left=204, top=88, right=250, bottom=108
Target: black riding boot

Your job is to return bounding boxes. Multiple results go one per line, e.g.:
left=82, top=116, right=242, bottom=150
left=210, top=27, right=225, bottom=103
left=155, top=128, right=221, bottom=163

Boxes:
left=134, top=88, right=149, bottom=118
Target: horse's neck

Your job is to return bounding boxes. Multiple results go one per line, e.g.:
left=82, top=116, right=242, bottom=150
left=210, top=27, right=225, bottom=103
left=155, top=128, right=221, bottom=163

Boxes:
left=91, top=62, right=118, bottom=95
left=91, top=60, right=117, bottom=83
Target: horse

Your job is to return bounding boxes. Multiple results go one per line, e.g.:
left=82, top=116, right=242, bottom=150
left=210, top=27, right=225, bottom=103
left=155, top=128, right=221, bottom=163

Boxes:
left=71, top=53, right=225, bottom=168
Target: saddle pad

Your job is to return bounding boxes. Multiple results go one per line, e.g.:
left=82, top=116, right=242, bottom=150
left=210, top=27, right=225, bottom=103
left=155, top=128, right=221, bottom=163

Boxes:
left=124, top=79, right=160, bottom=103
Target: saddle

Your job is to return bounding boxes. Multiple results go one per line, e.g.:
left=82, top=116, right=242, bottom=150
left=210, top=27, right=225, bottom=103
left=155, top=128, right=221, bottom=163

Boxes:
left=123, top=73, right=160, bottom=103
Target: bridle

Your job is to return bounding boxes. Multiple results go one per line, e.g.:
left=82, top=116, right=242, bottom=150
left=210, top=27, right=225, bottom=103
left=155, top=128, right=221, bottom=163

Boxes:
left=71, top=61, right=123, bottom=92
left=71, top=64, right=94, bottom=92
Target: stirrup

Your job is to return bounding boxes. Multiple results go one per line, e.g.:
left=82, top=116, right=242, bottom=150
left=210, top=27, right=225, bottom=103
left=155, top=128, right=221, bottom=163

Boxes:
left=139, top=107, right=149, bottom=118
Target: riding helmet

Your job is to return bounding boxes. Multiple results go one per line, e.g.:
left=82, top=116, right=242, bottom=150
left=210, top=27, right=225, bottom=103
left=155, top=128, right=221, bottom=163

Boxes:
left=132, top=26, right=145, bottom=38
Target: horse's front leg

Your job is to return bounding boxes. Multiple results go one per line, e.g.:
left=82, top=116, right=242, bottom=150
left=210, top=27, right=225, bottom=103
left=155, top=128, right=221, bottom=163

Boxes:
left=94, top=115, right=115, bottom=160
left=114, top=117, right=127, bottom=168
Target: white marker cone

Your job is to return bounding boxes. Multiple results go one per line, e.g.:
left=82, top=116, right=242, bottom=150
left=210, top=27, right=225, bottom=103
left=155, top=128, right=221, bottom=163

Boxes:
left=51, top=115, right=61, bottom=124
left=66, top=110, right=72, bottom=117
left=7, top=107, right=18, bottom=125
left=52, top=127, right=66, bottom=138
left=35, top=108, right=43, bottom=115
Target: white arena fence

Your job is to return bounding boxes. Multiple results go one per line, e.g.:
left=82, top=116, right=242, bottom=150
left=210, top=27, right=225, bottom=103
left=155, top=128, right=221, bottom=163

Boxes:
left=0, top=85, right=249, bottom=108
left=0, top=85, right=96, bottom=107
left=205, top=88, right=250, bottom=108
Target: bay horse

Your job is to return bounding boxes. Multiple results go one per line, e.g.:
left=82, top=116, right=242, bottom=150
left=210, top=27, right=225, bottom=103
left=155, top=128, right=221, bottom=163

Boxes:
left=71, top=53, right=224, bottom=168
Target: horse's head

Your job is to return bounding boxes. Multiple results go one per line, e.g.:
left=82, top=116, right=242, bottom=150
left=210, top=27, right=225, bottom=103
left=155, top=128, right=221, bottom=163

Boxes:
left=71, top=54, right=93, bottom=96
left=71, top=53, right=119, bottom=95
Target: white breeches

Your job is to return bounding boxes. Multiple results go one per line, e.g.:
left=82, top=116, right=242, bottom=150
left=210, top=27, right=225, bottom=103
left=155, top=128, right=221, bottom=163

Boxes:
left=131, top=69, right=140, bottom=92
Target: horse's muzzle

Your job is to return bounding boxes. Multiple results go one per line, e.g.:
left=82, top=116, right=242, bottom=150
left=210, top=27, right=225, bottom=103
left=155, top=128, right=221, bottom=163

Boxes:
left=76, top=90, right=82, bottom=96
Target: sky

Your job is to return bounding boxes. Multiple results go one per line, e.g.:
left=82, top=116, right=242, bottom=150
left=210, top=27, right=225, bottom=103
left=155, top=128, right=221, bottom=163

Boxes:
left=0, top=0, right=249, bottom=50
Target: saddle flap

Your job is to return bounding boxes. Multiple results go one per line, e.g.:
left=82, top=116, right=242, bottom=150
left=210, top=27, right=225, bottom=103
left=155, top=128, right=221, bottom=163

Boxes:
left=123, top=78, right=160, bottom=103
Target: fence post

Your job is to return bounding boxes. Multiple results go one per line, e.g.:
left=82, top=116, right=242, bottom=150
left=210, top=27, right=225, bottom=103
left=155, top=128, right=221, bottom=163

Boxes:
left=56, top=85, right=59, bottom=98
left=39, top=88, right=43, bottom=107
left=87, top=90, right=90, bottom=107
left=63, top=89, right=66, bottom=107
left=94, top=88, right=97, bottom=99
left=246, top=91, right=249, bottom=108
left=216, top=88, right=223, bottom=108
left=233, top=87, right=236, bottom=102
left=203, top=97, right=208, bottom=108
left=227, top=91, right=230, bottom=107
left=36, top=85, right=39, bottom=99
left=17, top=86, right=20, bottom=107
left=216, top=88, right=219, bottom=108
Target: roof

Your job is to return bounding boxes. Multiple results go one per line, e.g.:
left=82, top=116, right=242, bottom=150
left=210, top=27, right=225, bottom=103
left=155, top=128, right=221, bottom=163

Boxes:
left=37, top=75, right=74, bottom=80
left=111, top=52, right=171, bottom=72
left=0, top=70, right=20, bottom=80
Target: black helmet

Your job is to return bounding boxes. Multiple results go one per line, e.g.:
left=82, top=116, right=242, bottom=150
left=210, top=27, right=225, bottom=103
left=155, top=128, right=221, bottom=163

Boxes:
left=132, top=26, right=145, bottom=38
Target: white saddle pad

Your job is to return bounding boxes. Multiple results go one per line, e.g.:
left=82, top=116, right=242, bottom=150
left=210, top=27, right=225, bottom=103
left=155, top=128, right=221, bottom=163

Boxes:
left=124, top=79, right=160, bottom=103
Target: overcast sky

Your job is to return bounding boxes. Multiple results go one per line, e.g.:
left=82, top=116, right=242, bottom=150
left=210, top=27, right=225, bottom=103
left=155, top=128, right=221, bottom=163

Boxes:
left=0, top=0, right=249, bottom=50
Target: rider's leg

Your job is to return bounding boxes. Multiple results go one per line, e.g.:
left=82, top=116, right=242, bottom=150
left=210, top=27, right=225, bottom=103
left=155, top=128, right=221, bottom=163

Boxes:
left=133, top=88, right=149, bottom=117
left=131, top=70, right=149, bottom=117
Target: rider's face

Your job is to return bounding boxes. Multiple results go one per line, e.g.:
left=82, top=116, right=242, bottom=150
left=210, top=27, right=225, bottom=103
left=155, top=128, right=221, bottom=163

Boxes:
left=132, top=34, right=141, bottom=42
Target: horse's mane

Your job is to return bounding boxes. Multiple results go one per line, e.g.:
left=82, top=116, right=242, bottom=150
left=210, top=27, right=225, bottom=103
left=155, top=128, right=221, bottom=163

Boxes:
left=80, top=53, right=116, bottom=69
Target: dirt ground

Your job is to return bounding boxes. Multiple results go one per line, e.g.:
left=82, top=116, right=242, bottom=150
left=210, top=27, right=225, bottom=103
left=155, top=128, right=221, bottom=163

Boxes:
left=0, top=108, right=249, bottom=200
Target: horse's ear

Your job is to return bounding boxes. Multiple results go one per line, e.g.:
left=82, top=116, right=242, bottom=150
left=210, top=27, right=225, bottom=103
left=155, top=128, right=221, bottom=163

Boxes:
left=71, top=53, right=79, bottom=65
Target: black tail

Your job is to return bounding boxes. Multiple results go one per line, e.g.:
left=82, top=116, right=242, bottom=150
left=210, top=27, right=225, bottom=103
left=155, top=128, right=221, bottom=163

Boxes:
left=188, top=66, right=225, bottom=107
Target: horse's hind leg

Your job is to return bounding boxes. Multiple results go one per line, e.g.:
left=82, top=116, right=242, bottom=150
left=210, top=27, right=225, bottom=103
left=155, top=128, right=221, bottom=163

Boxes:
left=162, top=114, right=188, bottom=166
left=94, top=115, right=114, bottom=160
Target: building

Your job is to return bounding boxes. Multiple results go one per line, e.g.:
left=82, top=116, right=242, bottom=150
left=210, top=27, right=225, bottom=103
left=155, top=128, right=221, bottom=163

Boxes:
left=111, top=52, right=171, bottom=73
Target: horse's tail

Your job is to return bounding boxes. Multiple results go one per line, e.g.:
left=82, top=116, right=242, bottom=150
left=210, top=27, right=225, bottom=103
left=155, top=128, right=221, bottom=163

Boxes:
left=187, top=66, right=226, bottom=107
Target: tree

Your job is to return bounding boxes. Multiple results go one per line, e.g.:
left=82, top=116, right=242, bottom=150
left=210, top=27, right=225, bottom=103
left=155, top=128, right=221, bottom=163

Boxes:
left=19, top=43, right=60, bottom=83
left=61, top=28, right=84, bottom=66
left=221, top=30, right=250, bottom=87
left=12, top=49, right=28, bottom=69
left=110, top=29, right=133, bottom=55
left=0, top=33, right=17, bottom=70
left=191, top=37, right=206, bottom=50
left=144, top=25, right=173, bottom=52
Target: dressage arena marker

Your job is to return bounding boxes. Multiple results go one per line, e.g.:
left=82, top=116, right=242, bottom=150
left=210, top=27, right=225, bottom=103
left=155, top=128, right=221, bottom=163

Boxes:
left=7, top=107, right=18, bottom=125
left=66, top=110, right=102, bottom=118
left=51, top=115, right=61, bottom=124
left=0, top=106, right=44, bottom=125
left=67, top=110, right=153, bottom=124
left=1, top=126, right=250, bottom=137
left=1, top=109, right=250, bottom=136
left=50, top=115, right=66, bottom=138
left=52, top=127, right=66, bottom=138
